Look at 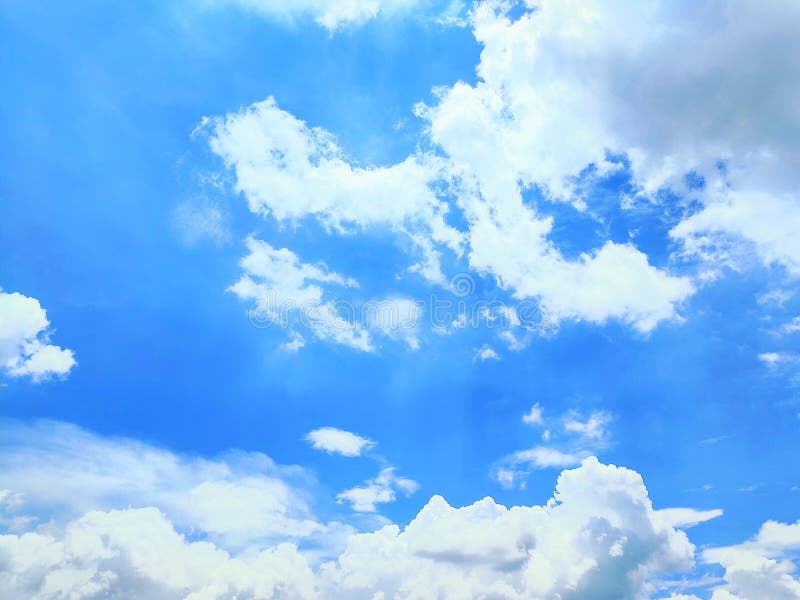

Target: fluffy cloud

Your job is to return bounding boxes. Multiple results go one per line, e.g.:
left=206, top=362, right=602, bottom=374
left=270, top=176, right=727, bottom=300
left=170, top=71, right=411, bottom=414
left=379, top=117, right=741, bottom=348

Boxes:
left=0, top=290, right=76, bottom=381
left=0, top=507, right=317, bottom=600
left=337, top=467, right=419, bottom=513
left=702, top=519, right=800, bottom=599
left=439, top=0, right=800, bottom=283
left=0, top=437, right=721, bottom=600
left=208, top=0, right=425, bottom=31
left=322, top=457, right=706, bottom=599
left=205, top=97, right=462, bottom=284
left=207, top=0, right=800, bottom=338
left=0, top=420, right=330, bottom=551
left=305, top=427, right=376, bottom=457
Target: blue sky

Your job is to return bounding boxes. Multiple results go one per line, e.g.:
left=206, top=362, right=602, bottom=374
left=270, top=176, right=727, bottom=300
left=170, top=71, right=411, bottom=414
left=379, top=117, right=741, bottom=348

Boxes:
left=1, top=1, right=800, bottom=598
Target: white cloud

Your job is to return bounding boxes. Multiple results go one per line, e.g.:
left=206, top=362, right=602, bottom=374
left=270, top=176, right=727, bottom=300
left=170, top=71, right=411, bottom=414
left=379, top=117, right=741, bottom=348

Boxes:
left=281, top=331, right=306, bottom=353
left=702, top=519, right=800, bottom=599
left=228, top=237, right=373, bottom=352
left=205, top=0, right=800, bottom=339
left=778, top=317, right=800, bottom=335
left=671, top=190, right=800, bottom=276
left=363, top=297, right=423, bottom=350
left=474, top=344, right=499, bottom=361
left=205, top=97, right=462, bottom=284
left=657, top=508, right=725, bottom=529
left=336, top=467, right=419, bottom=513
left=305, top=427, right=376, bottom=458
left=0, top=454, right=715, bottom=600
left=511, top=446, right=588, bottom=470
left=563, top=410, right=613, bottom=444
left=322, top=458, right=704, bottom=599
left=444, top=0, right=800, bottom=282
left=207, top=0, right=425, bottom=31
left=494, top=409, right=613, bottom=488
left=0, top=420, right=329, bottom=551
left=0, top=507, right=318, bottom=600
left=0, top=423, right=731, bottom=600
left=758, top=352, right=800, bottom=368
left=0, top=290, right=76, bottom=381
left=522, top=402, right=544, bottom=425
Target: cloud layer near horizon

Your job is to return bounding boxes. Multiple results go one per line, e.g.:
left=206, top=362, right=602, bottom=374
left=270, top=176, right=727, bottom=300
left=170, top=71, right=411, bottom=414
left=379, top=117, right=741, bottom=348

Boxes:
left=1, top=419, right=778, bottom=600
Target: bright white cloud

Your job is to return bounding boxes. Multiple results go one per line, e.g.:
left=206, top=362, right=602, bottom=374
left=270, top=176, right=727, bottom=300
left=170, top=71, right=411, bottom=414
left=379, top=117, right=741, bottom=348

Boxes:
left=0, top=507, right=318, bottom=600
left=0, top=290, right=76, bottom=381
left=305, top=427, right=376, bottom=457
left=205, top=97, right=462, bottom=284
left=336, top=467, right=419, bottom=513
left=322, top=457, right=707, bottom=599
left=207, top=0, right=800, bottom=339
left=0, top=420, right=330, bottom=551
left=779, top=317, right=800, bottom=335
left=208, top=0, right=425, bottom=31
left=0, top=445, right=721, bottom=600
left=437, top=0, right=800, bottom=285
left=702, top=519, right=800, bottom=599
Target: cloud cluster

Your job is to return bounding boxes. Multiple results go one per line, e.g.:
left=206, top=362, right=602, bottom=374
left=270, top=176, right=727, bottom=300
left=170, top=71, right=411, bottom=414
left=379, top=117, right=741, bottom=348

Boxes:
left=206, top=0, right=800, bottom=345
left=441, top=0, right=800, bottom=280
left=0, top=290, right=76, bottom=381
left=0, top=421, right=727, bottom=600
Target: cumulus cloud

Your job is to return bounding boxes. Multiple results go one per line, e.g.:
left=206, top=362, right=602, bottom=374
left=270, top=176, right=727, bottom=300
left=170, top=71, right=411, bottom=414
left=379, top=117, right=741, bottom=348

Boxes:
left=0, top=290, right=76, bottom=381
left=206, top=0, right=800, bottom=339
left=702, top=519, right=800, bottom=599
left=438, top=0, right=800, bottom=284
left=305, top=427, right=376, bottom=457
left=336, top=467, right=419, bottom=513
left=0, top=440, right=722, bottom=600
left=322, top=457, right=708, bottom=599
left=0, top=507, right=317, bottom=600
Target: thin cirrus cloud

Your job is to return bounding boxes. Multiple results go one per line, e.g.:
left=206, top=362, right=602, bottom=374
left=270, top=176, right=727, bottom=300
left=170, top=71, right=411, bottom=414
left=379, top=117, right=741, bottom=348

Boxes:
left=205, top=0, right=430, bottom=32
left=304, top=427, right=376, bottom=458
left=0, top=289, right=76, bottom=382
